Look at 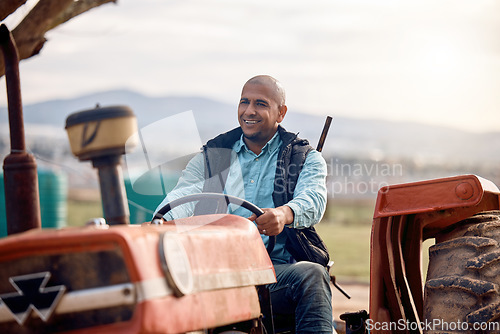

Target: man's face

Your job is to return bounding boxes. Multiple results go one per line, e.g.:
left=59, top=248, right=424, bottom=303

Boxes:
left=238, top=82, right=286, bottom=149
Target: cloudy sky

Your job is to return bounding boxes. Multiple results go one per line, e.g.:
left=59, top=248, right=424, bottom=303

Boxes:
left=2, top=0, right=500, bottom=132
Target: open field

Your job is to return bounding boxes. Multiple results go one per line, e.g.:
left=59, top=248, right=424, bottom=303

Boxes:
left=67, top=199, right=103, bottom=227
left=319, top=199, right=375, bottom=283
left=317, top=223, right=371, bottom=282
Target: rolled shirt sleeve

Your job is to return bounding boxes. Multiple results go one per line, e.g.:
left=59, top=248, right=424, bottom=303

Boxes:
left=285, top=149, right=328, bottom=228
left=153, top=152, right=205, bottom=220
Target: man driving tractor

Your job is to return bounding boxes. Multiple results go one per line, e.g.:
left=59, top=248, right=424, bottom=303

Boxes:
left=154, top=75, right=333, bottom=333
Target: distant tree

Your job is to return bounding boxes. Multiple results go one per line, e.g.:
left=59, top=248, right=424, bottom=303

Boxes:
left=0, top=0, right=116, bottom=77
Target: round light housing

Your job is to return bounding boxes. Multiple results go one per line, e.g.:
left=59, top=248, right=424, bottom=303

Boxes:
left=159, top=233, right=194, bottom=297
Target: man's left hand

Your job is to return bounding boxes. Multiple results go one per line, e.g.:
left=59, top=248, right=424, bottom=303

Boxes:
left=248, top=205, right=294, bottom=236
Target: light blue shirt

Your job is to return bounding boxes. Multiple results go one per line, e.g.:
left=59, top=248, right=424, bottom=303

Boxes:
left=154, top=131, right=328, bottom=263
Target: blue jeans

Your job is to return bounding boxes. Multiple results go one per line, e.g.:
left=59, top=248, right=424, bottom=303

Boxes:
left=269, top=262, right=333, bottom=334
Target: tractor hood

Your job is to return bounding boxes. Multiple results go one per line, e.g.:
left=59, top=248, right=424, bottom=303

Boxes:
left=0, top=214, right=275, bottom=333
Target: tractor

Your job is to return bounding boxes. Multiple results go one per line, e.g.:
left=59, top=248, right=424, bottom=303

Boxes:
left=2, top=23, right=500, bottom=334
left=0, top=23, right=322, bottom=333
left=351, top=174, right=500, bottom=334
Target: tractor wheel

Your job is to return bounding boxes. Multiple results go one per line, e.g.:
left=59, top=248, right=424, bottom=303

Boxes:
left=424, top=211, right=500, bottom=333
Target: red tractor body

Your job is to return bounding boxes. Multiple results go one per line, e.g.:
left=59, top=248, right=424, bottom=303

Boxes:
left=369, top=174, right=500, bottom=333
left=0, top=214, right=275, bottom=333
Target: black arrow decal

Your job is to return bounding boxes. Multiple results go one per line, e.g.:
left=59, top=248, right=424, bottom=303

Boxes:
left=0, top=272, right=66, bottom=325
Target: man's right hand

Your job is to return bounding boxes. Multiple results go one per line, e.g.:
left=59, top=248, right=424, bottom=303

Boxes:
left=248, top=205, right=294, bottom=236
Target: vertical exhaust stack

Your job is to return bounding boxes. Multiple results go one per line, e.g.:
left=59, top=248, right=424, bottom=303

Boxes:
left=0, top=24, right=42, bottom=235
left=65, top=105, right=138, bottom=225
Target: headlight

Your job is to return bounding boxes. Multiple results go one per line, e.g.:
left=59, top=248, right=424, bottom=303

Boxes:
left=159, top=233, right=194, bottom=297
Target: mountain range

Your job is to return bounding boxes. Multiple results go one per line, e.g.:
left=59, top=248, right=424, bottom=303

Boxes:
left=1, top=89, right=498, bottom=166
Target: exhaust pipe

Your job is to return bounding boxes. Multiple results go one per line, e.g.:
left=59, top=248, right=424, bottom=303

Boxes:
left=0, top=24, right=42, bottom=235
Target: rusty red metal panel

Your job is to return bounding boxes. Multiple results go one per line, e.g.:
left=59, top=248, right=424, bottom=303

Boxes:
left=374, top=175, right=499, bottom=219
left=0, top=214, right=274, bottom=333
left=68, top=286, right=262, bottom=334
left=369, top=175, right=500, bottom=333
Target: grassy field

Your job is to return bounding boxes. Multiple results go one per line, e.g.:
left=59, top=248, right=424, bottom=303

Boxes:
left=317, top=223, right=371, bottom=282
left=318, top=199, right=375, bottom=283
left=67, top=199, right=103, bottom=227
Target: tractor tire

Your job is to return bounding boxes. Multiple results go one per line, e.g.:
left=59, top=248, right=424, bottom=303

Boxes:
left=424, top=211, right=500, bottom=333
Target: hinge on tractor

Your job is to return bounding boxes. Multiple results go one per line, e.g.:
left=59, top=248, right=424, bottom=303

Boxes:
left=340, top=310, right=369, bottom=334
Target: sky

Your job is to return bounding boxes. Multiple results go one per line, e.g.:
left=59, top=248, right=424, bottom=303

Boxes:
left=1, top=0, right=500, bottom=133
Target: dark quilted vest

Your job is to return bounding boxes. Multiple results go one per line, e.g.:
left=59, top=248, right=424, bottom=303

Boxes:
left=193, top=126, right=312, bottom=215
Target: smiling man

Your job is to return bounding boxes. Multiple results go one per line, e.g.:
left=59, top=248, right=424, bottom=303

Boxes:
left=238, top=76, right=287, bottom=154
left=154, top=75, right=333, bottom=333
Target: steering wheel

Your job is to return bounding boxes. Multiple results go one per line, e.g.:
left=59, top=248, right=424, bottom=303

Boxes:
left=152, top=193, right=276, bottom=254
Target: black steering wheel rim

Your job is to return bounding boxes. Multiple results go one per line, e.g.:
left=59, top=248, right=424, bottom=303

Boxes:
left=153, top=193, right=264, bottom=220
left=152, top=192, right=275, bottom=254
